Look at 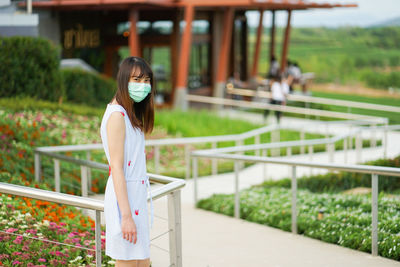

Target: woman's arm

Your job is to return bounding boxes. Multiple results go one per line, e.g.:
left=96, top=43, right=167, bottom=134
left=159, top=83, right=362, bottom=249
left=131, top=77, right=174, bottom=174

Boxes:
left=106, top=112, right=137, bottom=243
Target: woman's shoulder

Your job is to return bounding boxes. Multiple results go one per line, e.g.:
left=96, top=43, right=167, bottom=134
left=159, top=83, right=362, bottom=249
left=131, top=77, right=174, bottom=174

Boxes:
left=106, top=103, right=128, bottom=115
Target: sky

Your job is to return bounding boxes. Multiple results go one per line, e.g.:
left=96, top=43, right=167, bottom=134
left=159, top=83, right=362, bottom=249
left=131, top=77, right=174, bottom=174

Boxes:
left=246, top=0, right=400, bottom=28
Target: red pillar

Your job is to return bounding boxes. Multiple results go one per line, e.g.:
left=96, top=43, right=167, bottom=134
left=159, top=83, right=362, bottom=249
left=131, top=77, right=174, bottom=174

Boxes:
left=174, top=5, right=194, bottom=109
left=129, top=9, right=140, bottom=57
left=251, top=9, right=264, bottom=78
left=269, top=10, right=276, bottom=62
left=216, top=7, right=235, bottom=83
left=280, top=10, right=292, bottom=73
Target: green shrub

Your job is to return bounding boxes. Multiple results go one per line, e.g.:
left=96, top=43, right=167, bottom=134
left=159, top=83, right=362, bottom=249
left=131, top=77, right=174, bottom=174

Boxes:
left=61, top=68, right=116, bottom=106
left=0, top=36, right=63, bottom=101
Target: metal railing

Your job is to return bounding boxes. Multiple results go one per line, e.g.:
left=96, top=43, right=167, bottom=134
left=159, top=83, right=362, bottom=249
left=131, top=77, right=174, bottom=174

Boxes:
left=190, top=150, right=400, bottom=257
left=34, top=124, right=281, bottom=185
left=226, top=87, right=400, bottom=114
left=186, top=94, right=389, bottom=124
left=0, top=172, right=185, bottom=267
left=34, top=118, right=390, bottom=191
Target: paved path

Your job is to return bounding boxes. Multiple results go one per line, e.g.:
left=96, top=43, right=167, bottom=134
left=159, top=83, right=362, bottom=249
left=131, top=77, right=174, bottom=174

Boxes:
left=88, top=113, right=400, bottom=267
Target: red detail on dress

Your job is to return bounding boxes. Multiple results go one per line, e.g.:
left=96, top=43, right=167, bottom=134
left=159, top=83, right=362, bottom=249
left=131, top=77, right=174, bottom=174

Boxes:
left=128, top=160, right=131, bottom=166
left=142, top=180, right=144, bottom=184
left=120, top=112, right=125, bottom=116
left=135, top=209, right=139, bottom=216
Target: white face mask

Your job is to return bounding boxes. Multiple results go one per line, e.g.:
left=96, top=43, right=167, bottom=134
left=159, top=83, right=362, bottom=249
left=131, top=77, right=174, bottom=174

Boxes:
left=128, top=82, right=151, bottom=102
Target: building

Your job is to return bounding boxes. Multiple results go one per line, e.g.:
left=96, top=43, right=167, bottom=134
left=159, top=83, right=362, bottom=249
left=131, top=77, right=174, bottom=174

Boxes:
left=5, top=0, right=356, bottom=108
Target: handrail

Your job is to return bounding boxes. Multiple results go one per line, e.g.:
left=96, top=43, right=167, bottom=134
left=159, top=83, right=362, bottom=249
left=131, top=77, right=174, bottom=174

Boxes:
left=190, top=151, right=400, bottom=258
left=191, top=153, right=400, bottom=177
left=227, top=87, right=400, bottom=113
left=186, top=94, right=388, bottom=124
left=1, top=171, right=185, bottom=267
left=0, top=182, right=104, bottom=211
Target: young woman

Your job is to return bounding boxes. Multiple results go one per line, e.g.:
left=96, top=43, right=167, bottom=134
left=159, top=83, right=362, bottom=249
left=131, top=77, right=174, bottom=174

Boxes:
left=100, top=56, right=155, bottom=267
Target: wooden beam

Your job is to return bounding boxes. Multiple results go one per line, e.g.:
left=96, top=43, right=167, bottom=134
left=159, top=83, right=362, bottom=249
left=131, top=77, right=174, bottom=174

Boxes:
left=280, top=10, right=292, bottom=73
left=251, top=9, right=263, bottom=78
left=176, top=5, right=194, bottom=88
left=216, top=7, right=234, bottom=82
left=129, top=9, right=141, bottom=57
left=269, top=10, right=276, bottom=62
left=174, top=4, right=194, bottom=109
left=170, top=10, right=181, bottom=104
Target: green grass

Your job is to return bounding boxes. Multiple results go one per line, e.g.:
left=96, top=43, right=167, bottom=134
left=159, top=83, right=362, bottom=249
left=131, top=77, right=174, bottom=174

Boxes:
left=310, top=91, right=400, bottom=124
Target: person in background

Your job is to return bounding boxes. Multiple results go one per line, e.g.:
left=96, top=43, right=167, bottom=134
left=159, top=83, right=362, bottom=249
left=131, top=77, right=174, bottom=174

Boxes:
left=264, top=73, right=286, bottom=124
left=268, top=55, right=280, bottom=78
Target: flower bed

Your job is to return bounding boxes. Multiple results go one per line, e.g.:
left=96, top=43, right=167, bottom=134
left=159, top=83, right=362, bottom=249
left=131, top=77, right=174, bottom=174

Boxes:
left=0, top=194, right=115, bottom=266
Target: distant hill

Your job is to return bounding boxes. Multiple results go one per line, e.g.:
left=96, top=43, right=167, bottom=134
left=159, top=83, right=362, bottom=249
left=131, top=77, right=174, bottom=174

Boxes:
left=371, top=16, right=400, bottom=27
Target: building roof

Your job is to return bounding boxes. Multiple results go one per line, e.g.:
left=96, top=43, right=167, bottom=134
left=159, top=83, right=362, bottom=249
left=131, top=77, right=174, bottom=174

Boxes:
left=28, top=0, right=357, bottom=10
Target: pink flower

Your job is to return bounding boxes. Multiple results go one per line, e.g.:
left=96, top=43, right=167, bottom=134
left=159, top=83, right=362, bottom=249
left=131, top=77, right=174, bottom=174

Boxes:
left=62, top=130, right=67, bottom=139
left=13, top=236, right=23, bottom=244
left=5, top=228, right=17, bottom=233
left=55, top=251, right=63, bottom=257
left=12, top=252, right=22, bottom=256
left=12, top=260, right=22, bottom=265
left=68, top=231, right=78, bottom=238
left=38, top=258, right=46, bottom=263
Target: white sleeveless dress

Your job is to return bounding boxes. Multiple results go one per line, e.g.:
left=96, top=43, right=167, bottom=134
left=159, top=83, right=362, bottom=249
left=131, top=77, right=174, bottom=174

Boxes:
left=100, top=103, right=154, bottom=260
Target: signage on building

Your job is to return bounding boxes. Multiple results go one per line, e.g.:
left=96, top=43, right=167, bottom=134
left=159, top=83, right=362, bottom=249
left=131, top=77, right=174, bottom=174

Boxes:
left=63, top=24, right=100, bottom=49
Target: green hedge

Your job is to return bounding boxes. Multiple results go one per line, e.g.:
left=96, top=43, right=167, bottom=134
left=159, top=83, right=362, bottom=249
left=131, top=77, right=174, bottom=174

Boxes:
left=0, top=36, right=63, bottom=101
left=259, top=156, right=400, bottom=193
left=61, top=68, right=116, bottom=106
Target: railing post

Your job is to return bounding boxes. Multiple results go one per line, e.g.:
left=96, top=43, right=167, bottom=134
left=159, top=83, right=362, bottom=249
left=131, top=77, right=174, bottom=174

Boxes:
left=271, top=129, right=280, bottom=156
left=212, top=142, right=217, bottom=175
left=262, top=149, right=267, bottom=181
left=234, top=160, right=240, bottom=219
left=193, top=157, right=198, bottom=205
left=86, top=151, right=92, bottom=189
left=236, top=139, right=244, bottom=169
left=383, top=124, right=388, bottom=159
left=81, top=166, right=88, bottom=197
left=329, top=143, right=334, bottom=163
left=308, top=145, right=313, bottom=175
left=53, top=159, right=60, bottom=192
left=371, top=124, right=377, bottom=148
left=255, top=135, right=260, bottom=156
left=34, top=152, right=41, bottom=182
left=291, top=166, right=297, bottom=234
left=155, top=146, right=160, bottom=174
left=185, top=145, right=190, bottom=179
left=300, top=130, right=305, bottom=154
left=349, top=135, right=353, bottom=150
left=356, top=133, right=362, bottom=163
left=343, top=138, right=348, bottom=164
left=95, top=210, right=102, bottom=267
left=371, top=174, right=378, bottom=257
left=168, top=190, right=183, bottom=267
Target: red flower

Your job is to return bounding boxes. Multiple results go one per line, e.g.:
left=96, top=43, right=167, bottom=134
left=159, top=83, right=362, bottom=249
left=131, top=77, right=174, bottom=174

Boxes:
left=120, top=112, right=125, bottom=117
left=134, top=209, right=139, bottom=216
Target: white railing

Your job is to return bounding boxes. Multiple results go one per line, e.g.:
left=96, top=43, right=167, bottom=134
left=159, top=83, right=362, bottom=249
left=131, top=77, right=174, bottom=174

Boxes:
left=0, top=172, right=185, bottom=266
left=190, top=150, right=400, bottom=257
left=186, top=94, right=389, bottom=124
left=226, top=87, right=400, bottom=114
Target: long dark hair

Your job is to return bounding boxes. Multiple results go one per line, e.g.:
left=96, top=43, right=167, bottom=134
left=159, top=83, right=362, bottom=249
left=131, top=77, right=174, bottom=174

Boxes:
left=114, top=57, right=154, bottom=134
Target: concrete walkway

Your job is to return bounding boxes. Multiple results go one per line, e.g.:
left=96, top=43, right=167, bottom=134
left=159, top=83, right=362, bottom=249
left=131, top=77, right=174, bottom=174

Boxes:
left=89, top=113, right=400, bottom=267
